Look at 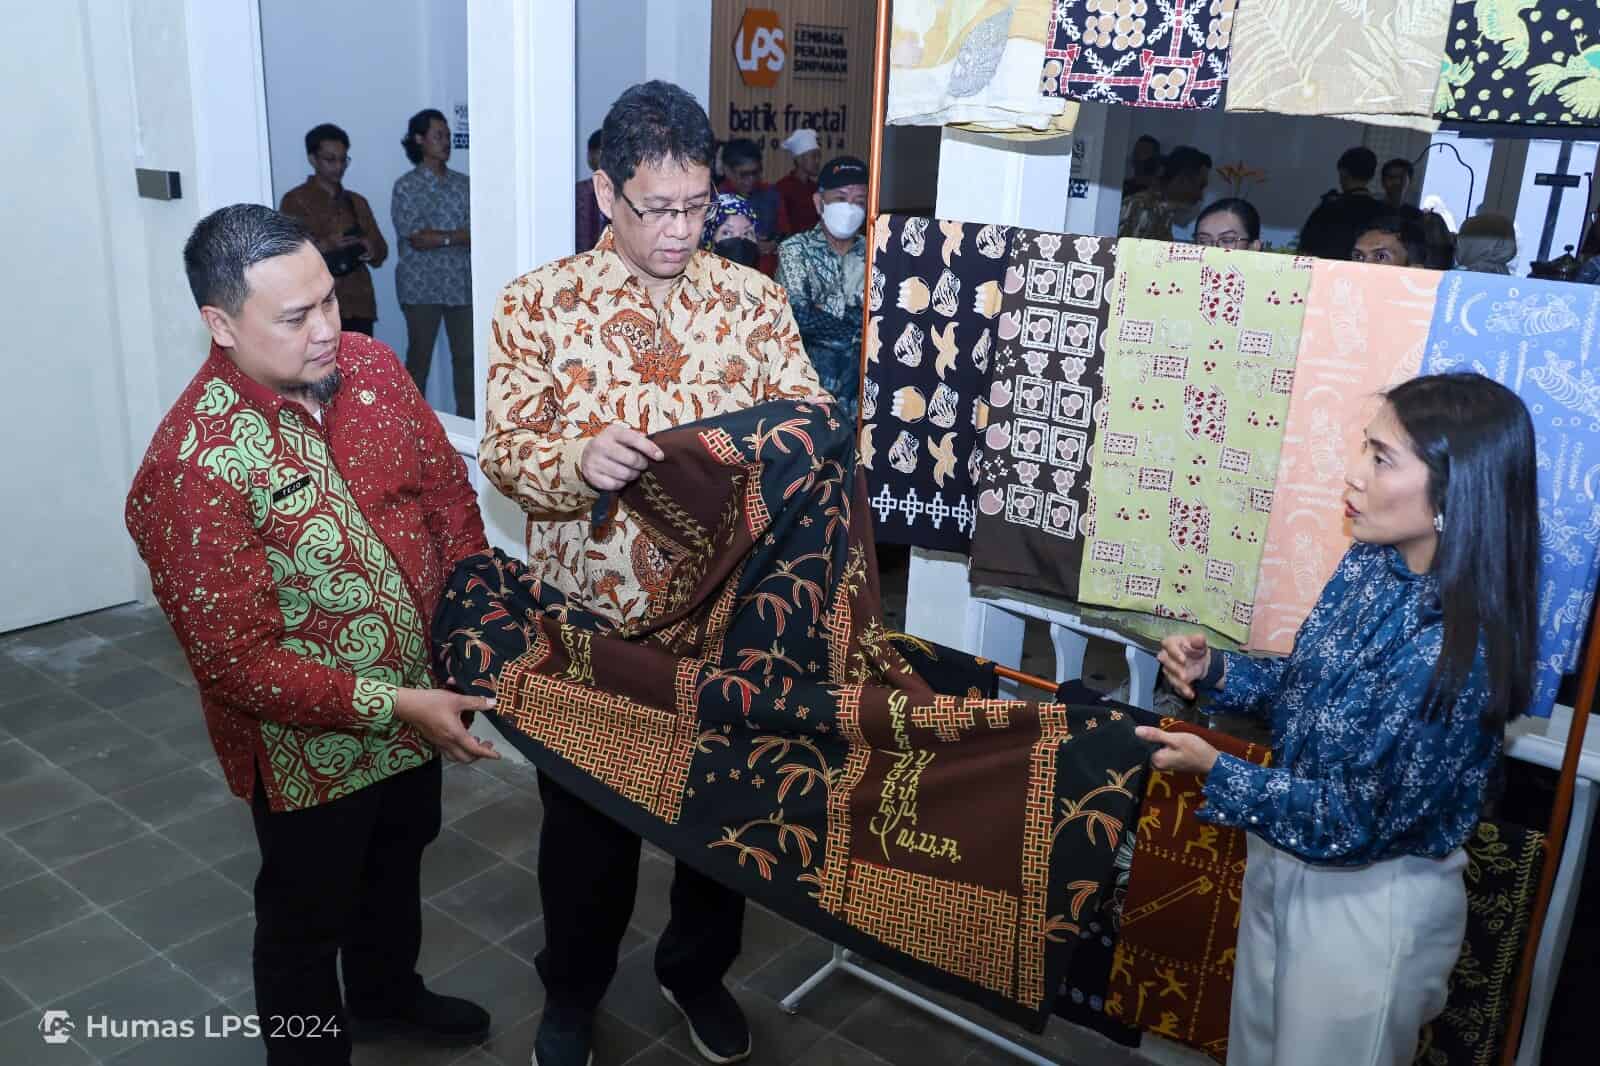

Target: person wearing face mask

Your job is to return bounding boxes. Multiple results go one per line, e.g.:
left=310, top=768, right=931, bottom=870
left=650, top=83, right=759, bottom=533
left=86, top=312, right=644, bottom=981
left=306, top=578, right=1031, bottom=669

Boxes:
left=702, top=192, right=762, bottom=268
left=1118, top=146, right=1213, bottom=241
left=719, top=137, right=786, bottom=273
left=775, top=156, right=869, bottom=424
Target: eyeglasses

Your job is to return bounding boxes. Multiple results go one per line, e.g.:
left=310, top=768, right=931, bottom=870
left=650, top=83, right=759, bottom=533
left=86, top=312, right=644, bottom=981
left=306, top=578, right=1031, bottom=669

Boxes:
left=616, top=188, right=715, bottom=228
left=1196, top=232, right=1247, bottom=248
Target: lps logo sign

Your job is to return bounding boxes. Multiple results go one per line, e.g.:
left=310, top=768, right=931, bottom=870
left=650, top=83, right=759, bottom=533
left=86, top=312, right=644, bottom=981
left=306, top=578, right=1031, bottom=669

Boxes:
left=39, top=1010, right=75, bottom=1045
left=735, top=8, right=785, bottom=88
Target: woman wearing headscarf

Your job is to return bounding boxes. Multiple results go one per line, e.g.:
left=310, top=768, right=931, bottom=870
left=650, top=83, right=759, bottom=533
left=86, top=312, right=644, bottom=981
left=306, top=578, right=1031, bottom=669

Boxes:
left=1455, top=213, right=1517, bottom=275
left=701, top=192, right=762, bottom=269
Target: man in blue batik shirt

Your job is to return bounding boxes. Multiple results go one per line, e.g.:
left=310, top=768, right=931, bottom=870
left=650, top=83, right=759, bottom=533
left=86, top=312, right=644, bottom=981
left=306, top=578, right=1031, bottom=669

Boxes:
left=775, top=156, right=868, bottom=425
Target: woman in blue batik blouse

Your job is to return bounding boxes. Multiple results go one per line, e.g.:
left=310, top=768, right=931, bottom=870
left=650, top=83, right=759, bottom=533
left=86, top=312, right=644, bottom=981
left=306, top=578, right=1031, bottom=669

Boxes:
left=1139, top=372, right=1540, bottom=1066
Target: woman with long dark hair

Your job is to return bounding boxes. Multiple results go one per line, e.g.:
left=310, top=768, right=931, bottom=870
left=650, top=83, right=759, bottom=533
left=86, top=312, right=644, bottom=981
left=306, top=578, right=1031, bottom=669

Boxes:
left=1139, top=372, right=1540, bottom=1066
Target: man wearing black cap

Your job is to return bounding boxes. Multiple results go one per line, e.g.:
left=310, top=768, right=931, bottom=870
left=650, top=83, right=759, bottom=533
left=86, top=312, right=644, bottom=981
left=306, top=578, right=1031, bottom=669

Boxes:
left=776, top=155, right=869, bottom=423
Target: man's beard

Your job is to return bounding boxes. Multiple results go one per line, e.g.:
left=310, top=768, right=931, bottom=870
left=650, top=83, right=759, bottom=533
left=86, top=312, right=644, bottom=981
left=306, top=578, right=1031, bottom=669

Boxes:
left=289, top=368, right=342, bottom=406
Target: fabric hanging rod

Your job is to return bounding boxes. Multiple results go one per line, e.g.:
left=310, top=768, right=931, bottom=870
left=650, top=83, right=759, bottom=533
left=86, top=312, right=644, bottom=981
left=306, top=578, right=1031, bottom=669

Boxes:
left=853, top=0, right=888, bottom=436
left=1502, top=593, right=1600, bottom=1065
left=994, top=662, right=1059, bottom=694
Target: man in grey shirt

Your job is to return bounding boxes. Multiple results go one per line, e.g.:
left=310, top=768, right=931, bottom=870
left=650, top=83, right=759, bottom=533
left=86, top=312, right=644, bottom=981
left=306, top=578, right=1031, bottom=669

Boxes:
left=392, top=108, right=474, bottom=417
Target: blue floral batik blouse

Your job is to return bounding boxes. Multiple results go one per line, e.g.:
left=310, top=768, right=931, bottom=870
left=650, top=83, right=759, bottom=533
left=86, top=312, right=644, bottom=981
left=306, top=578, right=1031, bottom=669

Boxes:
left=1198, top=542, right=1501, bottom=866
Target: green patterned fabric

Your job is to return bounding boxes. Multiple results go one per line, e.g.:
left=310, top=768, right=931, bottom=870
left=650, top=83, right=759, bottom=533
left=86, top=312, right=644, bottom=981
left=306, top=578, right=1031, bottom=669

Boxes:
left=1078, top=240, right=1311, bottom=643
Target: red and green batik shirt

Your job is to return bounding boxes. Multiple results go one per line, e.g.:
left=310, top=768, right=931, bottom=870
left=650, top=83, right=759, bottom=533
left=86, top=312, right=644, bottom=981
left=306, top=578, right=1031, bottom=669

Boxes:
left=126, top=334, right=487, bottom=811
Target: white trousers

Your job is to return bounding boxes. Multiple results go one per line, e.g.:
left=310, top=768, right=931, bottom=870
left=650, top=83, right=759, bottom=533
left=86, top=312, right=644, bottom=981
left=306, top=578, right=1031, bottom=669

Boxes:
left=1226, top=834, right=1468, bottom=1066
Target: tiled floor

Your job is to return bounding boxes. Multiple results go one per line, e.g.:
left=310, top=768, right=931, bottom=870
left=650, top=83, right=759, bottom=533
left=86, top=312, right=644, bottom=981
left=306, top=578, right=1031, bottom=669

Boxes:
left=0, top=601, right=1181, bottom=1066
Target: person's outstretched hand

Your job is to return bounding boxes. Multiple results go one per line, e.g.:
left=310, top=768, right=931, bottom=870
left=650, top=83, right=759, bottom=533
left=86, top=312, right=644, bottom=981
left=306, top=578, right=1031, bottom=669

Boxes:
left=1134, top=726, right=1220, bottom=775
left=395, top=689, right=500, bottom=763
left=1156, top=633, right=1212, bottom=700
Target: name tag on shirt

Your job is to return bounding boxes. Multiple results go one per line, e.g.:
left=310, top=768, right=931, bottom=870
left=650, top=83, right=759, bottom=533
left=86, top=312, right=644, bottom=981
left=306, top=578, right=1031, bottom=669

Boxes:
left=271, top=475, right=314, bottom=502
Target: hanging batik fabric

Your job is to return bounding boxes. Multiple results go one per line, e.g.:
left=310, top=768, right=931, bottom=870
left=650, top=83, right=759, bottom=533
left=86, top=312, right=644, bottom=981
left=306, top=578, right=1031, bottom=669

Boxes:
left=1247, top=261, right=1443, bottom=654
left=1227, top=1, right=1455, bottom=131
left=862, top=215, right=1015, bottom=553
left=435, top=399, right=1149, bottom=1026
left=1435, top=1, right=1600, bottom=127
left=1422, top=274, right=1600, bottom=718
left=1078, top=698, right=1272, bottom=1064
left=1079, top=240, right=1312, bottom=644
left=970, top=230, right=1113, bottom=600
left=1414, top=819, right=1545, bottom=1066
left=1039, top=0, right=1232, bottom=110
left=887, top=0, right=1076, bottom=135
left=1049, top=680, right=1143, bottom=1050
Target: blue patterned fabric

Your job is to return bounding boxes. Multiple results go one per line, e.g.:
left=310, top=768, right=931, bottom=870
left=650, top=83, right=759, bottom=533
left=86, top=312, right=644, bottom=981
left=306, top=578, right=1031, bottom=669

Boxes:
left=777, top=225, right=866, bottom=425
left=1422, top=273, right=1600, bottom=719
left=1198, top=543, right=1500, bottom=867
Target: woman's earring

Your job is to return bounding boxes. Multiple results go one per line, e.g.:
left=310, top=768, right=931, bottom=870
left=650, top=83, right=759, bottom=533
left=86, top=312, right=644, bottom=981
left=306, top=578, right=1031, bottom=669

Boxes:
left=1433, top=512, right=1445, bottom=533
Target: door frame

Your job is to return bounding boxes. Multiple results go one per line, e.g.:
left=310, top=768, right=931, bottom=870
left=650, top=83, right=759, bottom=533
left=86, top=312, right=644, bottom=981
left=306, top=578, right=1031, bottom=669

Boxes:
left=176, top=0, right=580, bottom=559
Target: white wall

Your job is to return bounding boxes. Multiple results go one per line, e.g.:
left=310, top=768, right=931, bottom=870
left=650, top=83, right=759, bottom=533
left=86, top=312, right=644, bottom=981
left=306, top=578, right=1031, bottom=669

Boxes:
left=259, top=0, right=468, bottom=411
left=576, top=0, right=713, bottom=185
left=576, top=0, right=647, bottom=178
left=644, top=0, right=712, bottom=110
left=468, top=0, right=578, bottom=555
left=3, top=0, right=272, bottom=624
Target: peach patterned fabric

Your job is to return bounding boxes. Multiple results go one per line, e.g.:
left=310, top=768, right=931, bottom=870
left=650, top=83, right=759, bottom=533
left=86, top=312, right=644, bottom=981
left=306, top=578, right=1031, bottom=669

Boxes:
left=1245, top=262, right=1441, bottom=653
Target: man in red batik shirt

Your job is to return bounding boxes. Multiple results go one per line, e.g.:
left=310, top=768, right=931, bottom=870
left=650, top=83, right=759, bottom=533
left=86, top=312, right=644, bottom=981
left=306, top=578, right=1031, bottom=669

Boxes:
left=126, top=204, right=496, bottom=1066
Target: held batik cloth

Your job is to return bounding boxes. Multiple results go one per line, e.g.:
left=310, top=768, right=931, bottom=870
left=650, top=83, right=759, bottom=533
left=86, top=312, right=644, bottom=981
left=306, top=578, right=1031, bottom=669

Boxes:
left=1103, top=710, right=1270, bottom=1063
left=862, top=216, right=1015, bottom=553
left=1435, top=1, right=1600, bottom=127
left=481, top=232, right=823, bottom=629
left=1414, top=820, right=1546, bottom=1066
left=1247, top=261, right=1443, bottom=654
left=970, top=230, right=1113, bottom=601
left=435, top=400, right=1148, bottom=1026
left=1079, top=240, right=1312, bottom=644
left=1226, top=0, right=1455, bottom=132
left=1423, top=273, right=1600, bottom=719
left=1040, top=0, right=1232, bottom=111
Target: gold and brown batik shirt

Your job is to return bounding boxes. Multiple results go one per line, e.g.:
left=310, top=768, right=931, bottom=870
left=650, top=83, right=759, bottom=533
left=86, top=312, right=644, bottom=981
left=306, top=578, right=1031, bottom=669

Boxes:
left=278, top=178, right=389, bottom=322
left=481, top=229, right=825, bottom=626
left=126, top=334, right=488, bottom=811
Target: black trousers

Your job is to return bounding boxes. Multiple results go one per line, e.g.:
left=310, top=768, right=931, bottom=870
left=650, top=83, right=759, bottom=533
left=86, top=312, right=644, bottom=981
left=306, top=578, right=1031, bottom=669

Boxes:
left=536, top=772, right=745, bottom=1011
left=251, top=757, right=442, bottom=1065
left=401, top=303, right=475, bottom=418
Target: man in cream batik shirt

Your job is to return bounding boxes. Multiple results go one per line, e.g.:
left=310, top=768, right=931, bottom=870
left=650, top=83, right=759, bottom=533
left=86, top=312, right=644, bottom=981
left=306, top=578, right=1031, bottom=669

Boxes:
left=479, top=80, right=825, bottom=1066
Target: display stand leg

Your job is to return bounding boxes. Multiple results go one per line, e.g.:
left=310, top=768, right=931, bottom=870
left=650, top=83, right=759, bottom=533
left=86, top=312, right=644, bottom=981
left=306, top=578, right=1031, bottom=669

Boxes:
left=780, top=946, right=1062, bottom=1066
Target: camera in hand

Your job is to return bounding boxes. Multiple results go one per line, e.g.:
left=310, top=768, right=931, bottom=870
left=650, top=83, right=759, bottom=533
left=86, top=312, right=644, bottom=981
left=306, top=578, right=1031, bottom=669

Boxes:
left=324, top=224, right=366, bottom=278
